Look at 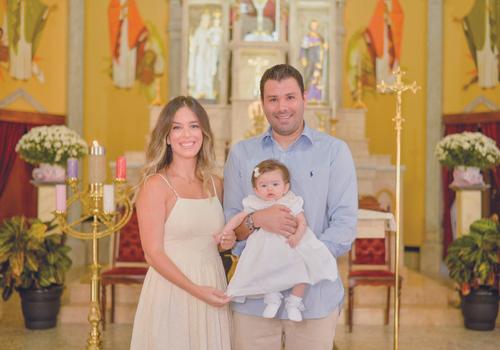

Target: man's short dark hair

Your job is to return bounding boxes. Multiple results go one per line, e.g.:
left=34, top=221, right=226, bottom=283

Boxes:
left=260, top=64, right=305, bottom=99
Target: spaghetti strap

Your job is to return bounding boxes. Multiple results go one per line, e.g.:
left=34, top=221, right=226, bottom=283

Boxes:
left=157, top=174, right=179, bottom=198
left=210, top=176, right=218, bottom=198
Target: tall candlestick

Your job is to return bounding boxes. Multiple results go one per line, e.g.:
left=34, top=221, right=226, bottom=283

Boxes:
left=116, top=156, right=127, bottom=180
left=103, top=185, right=115, bottom=213
left=89, top=140, right=106, bottom=184
left=67, top=158, right=78, bottom=178
left=56, top=184, right=67, bottom=212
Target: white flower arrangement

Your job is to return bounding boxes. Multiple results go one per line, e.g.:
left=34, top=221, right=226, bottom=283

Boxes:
left=435, top=132, right=500, bottom=169
left=15, top=126, right=88, bottom=166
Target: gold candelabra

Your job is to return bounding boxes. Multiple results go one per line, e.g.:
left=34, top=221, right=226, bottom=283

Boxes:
left=55, top=168, right=132, bottom=349
left=377, top=67, right=420, bottom=350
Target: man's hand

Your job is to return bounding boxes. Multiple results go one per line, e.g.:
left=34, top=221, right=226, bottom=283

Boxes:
left=253, top=204, right=298, bottom=237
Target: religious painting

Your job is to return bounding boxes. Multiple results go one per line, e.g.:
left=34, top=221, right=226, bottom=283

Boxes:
left=237, top=0, right=279, bottom=42
left=345, top=0, right=404, bottom=104
left=296, top=12, right=330, bottom=105
left=462, top=0, right=499, bottom=89
left=0, top=0, right=53, bottom=83
left=187, top=4, right=223, bottom=102
left=108, top=0, right=166, bottom=100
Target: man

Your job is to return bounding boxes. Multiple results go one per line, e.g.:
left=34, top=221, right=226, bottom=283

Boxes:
left=223, top=64, right=358, bottom=350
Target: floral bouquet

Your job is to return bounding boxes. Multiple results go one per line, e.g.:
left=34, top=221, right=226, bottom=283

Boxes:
left=16, top=126, right=87, bottom=182
left=435, top=132, right=500, bottom=169
left=435, top=132, right=500, bottom=187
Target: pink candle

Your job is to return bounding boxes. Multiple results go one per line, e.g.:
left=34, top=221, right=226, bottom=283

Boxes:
left=56, top=184, right=67, bottom=212
left=116, top=156, right=126, bottom=180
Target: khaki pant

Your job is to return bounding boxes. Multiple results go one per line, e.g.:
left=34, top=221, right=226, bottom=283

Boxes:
left=232, top=309, right=339, bottom=350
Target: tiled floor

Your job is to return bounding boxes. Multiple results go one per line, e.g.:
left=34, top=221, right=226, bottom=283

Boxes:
left=1, top=294, right=500, bottom=350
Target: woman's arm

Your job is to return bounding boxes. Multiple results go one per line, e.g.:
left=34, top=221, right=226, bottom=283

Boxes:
left=214, top=176, right=236, bottom=251
left=137, top=175, right=230, bottom=307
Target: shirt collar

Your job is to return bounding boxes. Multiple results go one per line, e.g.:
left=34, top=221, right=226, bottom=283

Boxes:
left=260, top=123, right=314, bottom=147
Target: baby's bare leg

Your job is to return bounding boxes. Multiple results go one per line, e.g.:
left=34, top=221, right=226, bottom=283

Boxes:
left=291, top=283, right=306, bottom=298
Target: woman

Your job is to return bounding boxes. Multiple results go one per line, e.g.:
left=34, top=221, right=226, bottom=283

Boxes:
left=130, top=96, right=234, bottom=349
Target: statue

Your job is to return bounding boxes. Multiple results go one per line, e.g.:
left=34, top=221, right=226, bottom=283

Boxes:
left=300, top=19, right=328, bottom=103
left=248, top=56, right=270, bottom=97
left=188, top=11, right=221, bottom=100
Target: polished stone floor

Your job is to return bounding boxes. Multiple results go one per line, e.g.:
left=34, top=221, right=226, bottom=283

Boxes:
left=1, top=293, right=499, bottom=350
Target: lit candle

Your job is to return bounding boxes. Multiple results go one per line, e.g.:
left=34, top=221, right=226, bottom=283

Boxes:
left=67, top=158, right=78, bottom=178
left=89, top=140, right=106, bottom=184
left=103, top=184, right=115, bottom=213
left=116, top=156, right=127, bottom=180
left=56, top=184, right=67, bottom=212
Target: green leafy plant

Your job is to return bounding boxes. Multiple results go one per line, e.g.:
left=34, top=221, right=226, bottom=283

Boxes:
left=445, top=218, right=500, bottom=295
left=0, top=216, right=72, bottom=301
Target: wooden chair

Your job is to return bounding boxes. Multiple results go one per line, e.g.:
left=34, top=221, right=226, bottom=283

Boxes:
left=347, top=196, right=403, bottom=332
left=101, top=208, right=148, bottom=328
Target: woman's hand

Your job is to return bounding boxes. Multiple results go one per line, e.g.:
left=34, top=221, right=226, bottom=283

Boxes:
left=194, top=285, right=231, bottom=307
left=218, top=229, right=236, bottom=251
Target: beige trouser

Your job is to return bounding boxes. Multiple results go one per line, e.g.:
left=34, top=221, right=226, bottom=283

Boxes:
left=232, top=309, right=339, bottom=350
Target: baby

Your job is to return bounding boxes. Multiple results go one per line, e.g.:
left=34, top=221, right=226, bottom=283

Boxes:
left=216, top=159, right=338, bottom=321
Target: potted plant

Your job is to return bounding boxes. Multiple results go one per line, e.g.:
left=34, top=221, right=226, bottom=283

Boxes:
left=0, top=216, right=72, bottom=329
left=435, top=132, right=500, bottom=187
left=445, top=217, right=500, bottom=330
left=15, top=125, right=87, bottom=182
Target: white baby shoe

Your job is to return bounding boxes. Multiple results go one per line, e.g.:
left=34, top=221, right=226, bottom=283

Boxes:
left=262, top=292, right=283, bottom=318
left=285, top=295, right=305, bottom=322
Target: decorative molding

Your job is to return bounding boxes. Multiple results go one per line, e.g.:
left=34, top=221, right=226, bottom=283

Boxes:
left=0, top=108, right=65, bottom=125
left=463, top=96, right=499, bottom=112
left=0, top=89, right=47, bottom=112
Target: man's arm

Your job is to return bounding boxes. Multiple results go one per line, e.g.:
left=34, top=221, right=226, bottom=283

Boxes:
left=318, top=141, right=358, bottom=257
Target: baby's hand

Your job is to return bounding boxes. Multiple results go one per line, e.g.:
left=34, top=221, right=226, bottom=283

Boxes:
left=213, top=231, right=223, bottom=244
left=287, top=234, right=302, bottom=248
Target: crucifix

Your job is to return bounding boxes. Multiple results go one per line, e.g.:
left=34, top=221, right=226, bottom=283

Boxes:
left=377, top=66, right=420, bottom=350
left=248, top=56, right=270, bottom=97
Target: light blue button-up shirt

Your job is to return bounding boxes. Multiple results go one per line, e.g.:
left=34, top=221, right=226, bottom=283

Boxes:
left=223, top=124, right=358, bottom=319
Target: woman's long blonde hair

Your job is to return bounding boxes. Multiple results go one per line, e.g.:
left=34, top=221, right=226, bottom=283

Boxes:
left=136, top=96, right=217, bottom=197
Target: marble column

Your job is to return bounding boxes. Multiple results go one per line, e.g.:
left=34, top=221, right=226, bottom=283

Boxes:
left=168, top=0, right=182, bottom=99
left=66, top=0, right=86, bottom=268
left=420, top=0, right=444, bottom=277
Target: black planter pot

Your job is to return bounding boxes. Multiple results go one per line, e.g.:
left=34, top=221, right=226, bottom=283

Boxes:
left=18, top=285, right=64, bottom=330
left=461, top=287, right=499, bottom=331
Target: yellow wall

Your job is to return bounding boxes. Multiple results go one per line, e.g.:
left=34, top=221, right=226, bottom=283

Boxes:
left=83, top=1, right=169, bottom=173
left=443, top=0, right=500, bottom=113
left=0, top=0, right=67, bottom=115
left=343, top=0, right=427, bottom=247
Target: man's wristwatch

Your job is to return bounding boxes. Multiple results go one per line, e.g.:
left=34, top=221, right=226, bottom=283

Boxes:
left=245, top=213, right=258, bottom=233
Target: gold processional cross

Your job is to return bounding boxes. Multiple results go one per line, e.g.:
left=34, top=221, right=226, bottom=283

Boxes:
left=377, top=66, right=420, bottom=350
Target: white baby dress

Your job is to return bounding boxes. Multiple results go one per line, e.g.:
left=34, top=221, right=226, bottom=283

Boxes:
left=226, top=191, right=338, bottom=299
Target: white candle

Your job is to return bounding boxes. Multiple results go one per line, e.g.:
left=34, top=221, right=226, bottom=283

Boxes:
left=103, top=184, right=115, bottom=213
left=55, top=185, right=67, bottom=212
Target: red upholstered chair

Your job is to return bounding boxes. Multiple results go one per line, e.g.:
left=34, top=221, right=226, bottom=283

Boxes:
left=101, top=208, right=148, bottom=328
left=347, top=196, right=403, bottom=332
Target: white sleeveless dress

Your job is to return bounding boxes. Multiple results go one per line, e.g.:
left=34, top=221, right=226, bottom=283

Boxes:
left=130, top=175, right=231, bottom=350
left=226, top=191, right=338, bottom=299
